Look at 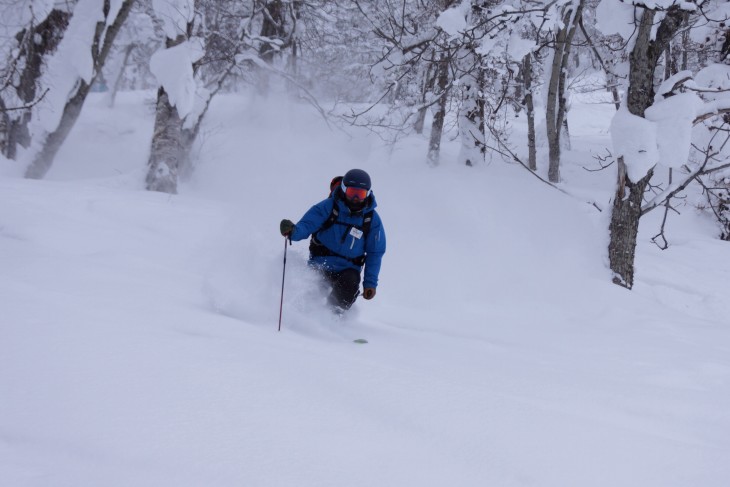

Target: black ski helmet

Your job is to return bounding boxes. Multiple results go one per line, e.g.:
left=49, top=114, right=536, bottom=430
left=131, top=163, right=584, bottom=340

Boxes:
left=342, top=169, right=371, bottom=191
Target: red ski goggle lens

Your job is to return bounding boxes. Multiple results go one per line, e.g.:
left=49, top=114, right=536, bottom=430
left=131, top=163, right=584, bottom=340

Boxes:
left=344, top=186, right=369, bottom=201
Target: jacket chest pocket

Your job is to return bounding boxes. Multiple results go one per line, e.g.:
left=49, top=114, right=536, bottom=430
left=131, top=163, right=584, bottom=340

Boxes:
left=337, top=224, right=364, bottom=253
left=348, top=226, right=364, bottom=250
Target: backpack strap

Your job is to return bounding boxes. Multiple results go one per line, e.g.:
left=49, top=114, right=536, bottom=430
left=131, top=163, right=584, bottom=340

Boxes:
left=316, top=193, right=373, bottom=242
left=362, top=211, right=373, bottom=238
left=314, top=192, right=341, bottom=238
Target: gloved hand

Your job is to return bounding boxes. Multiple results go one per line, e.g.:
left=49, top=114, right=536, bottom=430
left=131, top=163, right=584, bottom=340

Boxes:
left=363, top=288, right=376, bottom=300
left=280, top=219, right=295, bottom=237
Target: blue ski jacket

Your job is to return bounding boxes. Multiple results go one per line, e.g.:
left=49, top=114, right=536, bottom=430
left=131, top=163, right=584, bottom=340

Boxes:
left=290, top=193, right=386, bottom=289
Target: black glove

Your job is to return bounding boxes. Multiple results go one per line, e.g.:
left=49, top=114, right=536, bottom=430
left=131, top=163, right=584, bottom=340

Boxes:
left=280, top=219, right=295, bottom=236
left=363, top=288, right=376, bottom=300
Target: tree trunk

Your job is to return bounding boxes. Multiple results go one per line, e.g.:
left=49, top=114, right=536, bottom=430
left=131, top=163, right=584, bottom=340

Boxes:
left=108, top=44, right=135, bottom=108
left=286, top=36, right=298, bottom=95
left=607, top=7, right=685, bottom=288
left=546, top=0, right=584, bottom=183
left=259, top=1, right=285, bottom=63
left=562, top=117, right=571, bottom=151
left=523, top=53, right=537, bottom=171
left=25, top=83, right=92, bottom=178
left=4, top=116, right=30, bottom=161
left=285, top=0, right=302, bottom=95
left=25, top=0, right=135, bottom=179
left=414, top=62, right=434, bottom=134
left=608, top=73, right=621, bottom=110
left=258, top=0, right=285, bottom=94
left=146, top=87, right=184, bottom=193
left=457, top=53, right=485, bottom=167
left=608, top=160, right=654, bottom=287
left=146, top=27, right=192, bottom=194
left=427, top=52, right=450, bottom=167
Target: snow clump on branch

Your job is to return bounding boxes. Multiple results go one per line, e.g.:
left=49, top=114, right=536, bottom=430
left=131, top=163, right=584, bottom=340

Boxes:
left=150, top=38, right=205, bottom=119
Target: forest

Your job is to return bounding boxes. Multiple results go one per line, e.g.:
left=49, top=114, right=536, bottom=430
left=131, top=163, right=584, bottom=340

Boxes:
left=3, top=0, right=730, bottom=289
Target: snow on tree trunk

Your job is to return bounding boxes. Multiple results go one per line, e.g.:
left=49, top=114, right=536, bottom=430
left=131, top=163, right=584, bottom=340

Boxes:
left=25, top=0, right=135, bottom=179
left=457, top=55, right=485, bottom=167
left=607, top=7, right=685, bottom=288
left=427, top=52, right=450, bottom=167
left=546, top=0, right=584, bottom=183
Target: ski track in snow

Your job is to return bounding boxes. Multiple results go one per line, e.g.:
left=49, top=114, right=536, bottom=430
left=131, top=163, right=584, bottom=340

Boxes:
left=1, top=91, right=729, bottom=486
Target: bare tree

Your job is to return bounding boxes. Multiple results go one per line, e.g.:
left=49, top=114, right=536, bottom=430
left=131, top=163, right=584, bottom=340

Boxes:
left=545, top=0, right=585, bottom=183
left=607, top=5, right=690, bottom=288
left=25, top=0, right=136, bottom=179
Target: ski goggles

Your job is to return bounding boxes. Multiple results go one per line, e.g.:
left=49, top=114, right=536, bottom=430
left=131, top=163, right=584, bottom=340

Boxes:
left=342, top=184, right=370, bottom=201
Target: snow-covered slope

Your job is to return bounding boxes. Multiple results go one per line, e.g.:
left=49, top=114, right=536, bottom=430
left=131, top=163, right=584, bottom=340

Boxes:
left=1, top=91, right=728, bottom=486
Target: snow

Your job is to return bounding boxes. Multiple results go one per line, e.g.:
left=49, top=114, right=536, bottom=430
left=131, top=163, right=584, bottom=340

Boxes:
left=641, top=0, right=697, bottom=10
left=694, top=64, right=730, bottom=101
left=151, top=0, right=195, bottom=39
left=149, top=38, right=205, bottom=119
left=696, top=97, right=730, bottom=122
left=595, top=0, right=636, bottom=40
left=596, top=0, right=698, bottom=43
left=436, top=1, right=469, bottom=38
left=31, top=0, right=105, bottom=134
left=646, top=92, right=704, bottom=169
left=506, top=31, right=534, bottom=61
left=107, top=0, right=126, bottom=26
left=610, top=107, right=659, bottom=181
left=2, top=89, right=730, bottom=486
left=655, top=70, right=694, bottom=101
left=4, top=0, right=55, bottom=27
left=689, top=1, right=730, bottom=44
left=610, top=78, right=704, bottom=178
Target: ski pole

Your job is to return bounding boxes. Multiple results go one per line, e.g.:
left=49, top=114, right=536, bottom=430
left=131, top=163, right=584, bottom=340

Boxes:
left=278, top=236, right=290, bottom=332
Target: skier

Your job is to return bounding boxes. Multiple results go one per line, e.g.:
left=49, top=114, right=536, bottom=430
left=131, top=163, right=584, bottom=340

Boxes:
left=280, top=169, right=386, bottom=313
